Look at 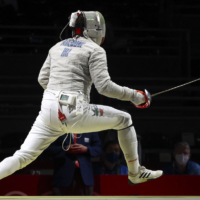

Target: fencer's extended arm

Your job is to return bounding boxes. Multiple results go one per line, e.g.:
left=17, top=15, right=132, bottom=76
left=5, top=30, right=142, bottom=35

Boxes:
left=38, top=53, right=51, bottom=89
left=89, top=48, right=137, bottom=101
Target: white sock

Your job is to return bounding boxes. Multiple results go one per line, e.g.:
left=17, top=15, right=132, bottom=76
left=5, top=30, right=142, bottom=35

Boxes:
left=118, top=126, right=140, bottom=174
left=0, top=156, right=20, bottom=180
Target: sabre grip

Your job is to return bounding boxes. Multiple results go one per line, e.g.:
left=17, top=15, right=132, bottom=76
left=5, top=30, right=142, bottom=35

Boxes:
left=132, top=90, right=151, bottom=109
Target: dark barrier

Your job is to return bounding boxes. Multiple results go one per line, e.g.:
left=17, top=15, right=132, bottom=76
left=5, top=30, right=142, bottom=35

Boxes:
left=0, top=175, right=199, bottom=196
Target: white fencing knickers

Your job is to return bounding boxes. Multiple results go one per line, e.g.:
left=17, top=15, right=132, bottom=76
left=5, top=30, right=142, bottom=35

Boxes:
left=0, top=90, right=136, bottom=180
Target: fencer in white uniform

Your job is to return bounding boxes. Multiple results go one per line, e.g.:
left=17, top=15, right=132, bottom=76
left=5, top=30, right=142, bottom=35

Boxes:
left=0, top=11, right=162, bottom=185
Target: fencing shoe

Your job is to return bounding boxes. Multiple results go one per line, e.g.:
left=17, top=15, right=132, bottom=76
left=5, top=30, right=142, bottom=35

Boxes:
left=128, top=166, right=163, bottom=185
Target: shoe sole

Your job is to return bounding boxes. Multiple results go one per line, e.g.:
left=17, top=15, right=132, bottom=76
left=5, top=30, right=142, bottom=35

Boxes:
left=128, top=175, right=163, bottom=185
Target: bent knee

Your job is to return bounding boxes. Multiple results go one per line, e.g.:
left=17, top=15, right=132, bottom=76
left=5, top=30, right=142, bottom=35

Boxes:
left=114, top=111, right=132, bottom=130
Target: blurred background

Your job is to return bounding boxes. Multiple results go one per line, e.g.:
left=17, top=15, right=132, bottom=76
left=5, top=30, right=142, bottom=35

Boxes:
left=0, top=0, right=200, bottom=196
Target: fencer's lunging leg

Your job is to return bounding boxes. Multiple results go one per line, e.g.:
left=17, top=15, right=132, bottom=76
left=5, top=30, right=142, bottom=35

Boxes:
left=118, top=126, right=140, bottom=174
left=65, top=103, right=141, bottom=175
left=117, top=120, right=163, bottom=185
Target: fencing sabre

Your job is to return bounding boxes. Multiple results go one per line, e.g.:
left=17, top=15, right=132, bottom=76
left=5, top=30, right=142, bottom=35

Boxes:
left=133, top=78, right=200, bottom=109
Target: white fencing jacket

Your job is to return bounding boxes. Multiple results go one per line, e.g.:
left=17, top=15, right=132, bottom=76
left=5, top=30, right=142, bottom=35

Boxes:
left=38, top=36, right=136, bottom=102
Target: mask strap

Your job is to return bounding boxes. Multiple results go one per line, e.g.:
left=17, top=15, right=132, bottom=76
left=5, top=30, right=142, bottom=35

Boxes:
left=59, top=21, right=69, bottom=41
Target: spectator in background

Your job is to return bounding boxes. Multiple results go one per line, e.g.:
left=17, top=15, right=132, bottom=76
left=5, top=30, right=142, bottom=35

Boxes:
left=93, top=140, right=128, bottom=175
left=47, top=132, right=102, bottom=196
left=163, top=141, right=200, bottom=175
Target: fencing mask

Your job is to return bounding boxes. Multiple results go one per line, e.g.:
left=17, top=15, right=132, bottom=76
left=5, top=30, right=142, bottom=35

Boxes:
left=62, top=10, right=106, bottom=46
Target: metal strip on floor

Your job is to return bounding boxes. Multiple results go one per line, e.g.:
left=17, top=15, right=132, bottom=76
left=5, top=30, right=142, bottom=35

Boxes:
left=0, top=196, right=200, bottom=200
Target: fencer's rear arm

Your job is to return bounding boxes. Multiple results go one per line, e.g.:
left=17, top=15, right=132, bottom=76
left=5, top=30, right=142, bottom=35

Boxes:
left=38, top=53, right=51, bottom=89
left=89, top=48, right=136, bottom=101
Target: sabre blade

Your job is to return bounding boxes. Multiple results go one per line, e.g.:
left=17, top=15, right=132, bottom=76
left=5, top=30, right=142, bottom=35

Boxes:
left=151, top=78, right=200, bottom=97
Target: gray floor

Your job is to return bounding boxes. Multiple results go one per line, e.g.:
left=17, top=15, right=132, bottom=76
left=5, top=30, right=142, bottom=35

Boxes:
left=0, top=197, right=200, bottom=200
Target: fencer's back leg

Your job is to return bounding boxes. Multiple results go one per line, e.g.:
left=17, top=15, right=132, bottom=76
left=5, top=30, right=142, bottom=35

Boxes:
left=0, top=119, right=64, bottom=180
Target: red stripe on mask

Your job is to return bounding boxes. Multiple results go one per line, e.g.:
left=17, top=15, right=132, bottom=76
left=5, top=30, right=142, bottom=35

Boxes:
left=100, top=37, right=105, bottom=45
left=75, top=28, right=81, bottom=34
